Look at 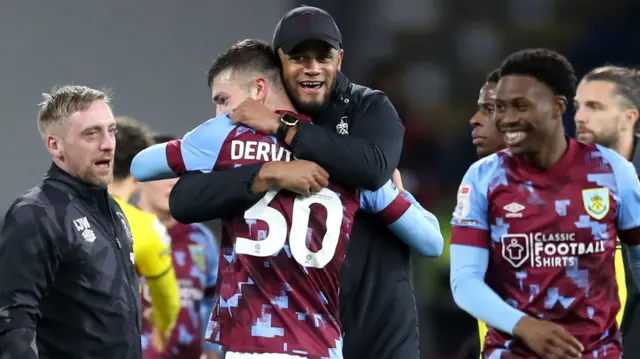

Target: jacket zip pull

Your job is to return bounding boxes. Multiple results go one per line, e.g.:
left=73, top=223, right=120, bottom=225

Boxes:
left=115, top=237, right=122, bottom=249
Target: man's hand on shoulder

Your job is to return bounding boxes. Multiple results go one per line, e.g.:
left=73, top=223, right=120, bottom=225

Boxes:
left=513, top=315, right=583, bottom=359
left=229, top=98, right=280, bottom=135
left=253, top=160, right=329, bottom=197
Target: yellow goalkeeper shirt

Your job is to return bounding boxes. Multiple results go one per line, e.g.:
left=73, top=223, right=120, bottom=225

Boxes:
left=114, top=197, right=180, bottom=335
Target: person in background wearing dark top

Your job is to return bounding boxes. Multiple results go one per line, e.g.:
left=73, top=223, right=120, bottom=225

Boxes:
left=0, top=85, right=142, bottom=359
left=573, top=65, right=640, bottom=356
left=168, top=6, right=418, bottom=359
left=471, top=69, right=504, bottom=158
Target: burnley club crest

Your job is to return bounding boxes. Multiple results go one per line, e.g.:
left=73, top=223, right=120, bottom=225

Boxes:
left=581, top=188, right=610, bottom=220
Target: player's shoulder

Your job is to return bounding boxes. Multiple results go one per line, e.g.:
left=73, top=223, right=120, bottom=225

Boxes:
left=184, top=114, right=236, bottom=140
left=592, top=143, right=634, bottom=169
left=3, top=187, right=52, bottom=226
left=182, top=115, right=239, bottom=152
left=464, top=151, right=506, bottom=182
left=189, top=114, right=233, bottom=132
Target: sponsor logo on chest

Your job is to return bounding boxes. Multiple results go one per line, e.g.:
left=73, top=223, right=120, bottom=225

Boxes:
left=500, top=232, right=606, bottom=269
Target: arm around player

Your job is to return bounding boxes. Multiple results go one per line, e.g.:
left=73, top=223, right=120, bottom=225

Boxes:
left=230, top=89, right=404, bottom=190
left=131, top=115, right=331, bottom=223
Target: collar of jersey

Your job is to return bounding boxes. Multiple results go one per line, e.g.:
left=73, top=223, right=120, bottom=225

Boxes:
left=45, top=162, right=108, bottom=198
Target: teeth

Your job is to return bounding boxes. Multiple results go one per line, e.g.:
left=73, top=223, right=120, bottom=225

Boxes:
left=504, top=131, right=526, bottom=145
left=301, top=82, right=321, bottom=86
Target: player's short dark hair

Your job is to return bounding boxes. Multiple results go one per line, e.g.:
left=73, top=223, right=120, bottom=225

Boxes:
left=499, top=48, right=577, bottom=99
left=582, top=65, right=640, bottom=110
left=150, top=133, right=177, bottom=145
left=486, top=68, right=500, bottom=84
left=114, top=117, right=152, bottom=180
left=206, top=39, right=281, bottom=88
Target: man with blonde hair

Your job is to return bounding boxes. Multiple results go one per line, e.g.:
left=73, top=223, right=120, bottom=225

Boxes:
left=0, top=85, right=142, bottom=358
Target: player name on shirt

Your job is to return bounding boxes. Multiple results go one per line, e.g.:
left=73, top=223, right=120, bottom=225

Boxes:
left=229, top=139, right=294, bottom=162
left=170, top=113, right=356, bottom=358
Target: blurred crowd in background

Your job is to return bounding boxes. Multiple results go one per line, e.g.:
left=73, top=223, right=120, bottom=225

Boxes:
left=3, top=0, right=640, bottom=358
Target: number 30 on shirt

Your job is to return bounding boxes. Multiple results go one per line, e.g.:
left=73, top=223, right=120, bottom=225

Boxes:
left=235, top=188, right=343, bottom=269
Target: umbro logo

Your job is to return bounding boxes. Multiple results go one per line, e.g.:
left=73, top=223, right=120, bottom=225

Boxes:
left=503, top=202, right=525, bottom=218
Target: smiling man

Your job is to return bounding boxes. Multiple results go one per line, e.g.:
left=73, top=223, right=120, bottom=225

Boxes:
left=166, top=6, right=419, bottom=359
left=450, top=49, right=640, bottom=359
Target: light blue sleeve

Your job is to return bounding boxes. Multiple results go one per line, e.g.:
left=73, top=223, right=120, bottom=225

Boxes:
left=359, top=180, right=398, bottom=212
left=360, top=182, right=444, bottom=256
left=450, top=244, right=527, bottom=335
left=599, top=144, right=640, bottom=230
left=130, top=143, right=177, bottom=181
left=451, top=155, right=500, bottom=230
left=180, top=115, right=236, bottom=174
left=396, top=192, right=443, bottom=255
left=191, top=224, right=220, bottom=353
left=130, top=114, right=236, bottom=181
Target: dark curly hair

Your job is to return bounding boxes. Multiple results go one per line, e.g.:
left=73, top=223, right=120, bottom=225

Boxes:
left=499, top=48, right=577, bottom=100
left=114, top=117, right=152, bottom=180
left=486, top=68, right=500, bottom=84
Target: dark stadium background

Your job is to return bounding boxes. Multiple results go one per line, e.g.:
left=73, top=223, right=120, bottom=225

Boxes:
left=2, top=0, right=639, bottom=357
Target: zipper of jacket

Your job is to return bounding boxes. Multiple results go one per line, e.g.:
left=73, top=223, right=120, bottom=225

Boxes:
left=103, top=192, right=141, bottom=356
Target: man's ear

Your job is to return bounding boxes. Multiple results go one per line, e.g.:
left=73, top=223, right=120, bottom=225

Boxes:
left=625, top=107, right=639, bottom=131
left=553, top=96, right=567, bottom=119
left=254, top=77, right=269, bottom=103
left=336, top=49, right=344, bottom=72
left=46, top=135, right=63, bottom=160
